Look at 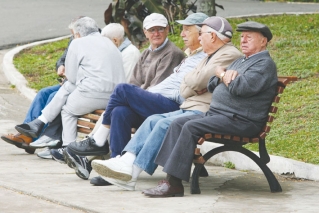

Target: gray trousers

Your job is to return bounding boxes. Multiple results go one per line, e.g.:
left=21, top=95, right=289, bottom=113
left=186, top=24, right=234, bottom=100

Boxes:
left=154, top=109, right=262, bottom=182
left=41, top=81, right=109, bottom=145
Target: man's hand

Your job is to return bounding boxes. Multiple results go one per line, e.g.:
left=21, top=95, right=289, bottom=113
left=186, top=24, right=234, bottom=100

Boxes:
left=57, top=65, right=65, bottom=76
left=195, top=88, right=208, bottom=95
left=223, top=70, right=238, bottom=87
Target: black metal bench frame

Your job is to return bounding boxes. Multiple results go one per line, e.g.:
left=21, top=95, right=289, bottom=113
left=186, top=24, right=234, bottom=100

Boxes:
left=191, top=76, right=298, bottom=194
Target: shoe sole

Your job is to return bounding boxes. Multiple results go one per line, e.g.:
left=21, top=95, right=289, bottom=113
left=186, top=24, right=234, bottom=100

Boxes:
left=37, top=152, right=52, bottom=159
left=30, top=140, right=60, bottom=148
left=1, top=136, right=35, bottom=154
left=15, top=126, right=37, bottom=138
left=104, top=177, right=135, bottom=191
left=1, top=136, right=26, bottom=148
left=63, top=149, right=89, bottom=180
left=51, top=154, right=66, bottom=164
left=92, top=161, right=132, bottom=182
left=144, top=193, right=184, bottom=198
left=90, top=177, right=112, bottom=186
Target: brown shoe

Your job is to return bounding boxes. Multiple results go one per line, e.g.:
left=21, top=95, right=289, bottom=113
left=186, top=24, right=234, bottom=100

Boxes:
left=143, top=180, right=184, bottom=197
left=1, top=133, right=35, bottom=154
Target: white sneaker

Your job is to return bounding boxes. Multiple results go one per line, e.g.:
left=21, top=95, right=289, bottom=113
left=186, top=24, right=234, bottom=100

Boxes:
left=92, top=158, right=132, bottom=181
left=104, top=177, right=136, bottom=191
left=30, top=135, right=60, bottom=148
left=36, top=148, right=52, bottom=159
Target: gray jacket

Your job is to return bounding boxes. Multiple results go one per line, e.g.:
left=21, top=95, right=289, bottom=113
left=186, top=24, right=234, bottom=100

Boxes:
left=207, top=50, right=278, bottom=124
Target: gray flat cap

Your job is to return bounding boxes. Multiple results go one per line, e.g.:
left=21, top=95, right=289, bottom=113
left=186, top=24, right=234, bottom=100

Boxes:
left=236, top=21, right=272, bottom=41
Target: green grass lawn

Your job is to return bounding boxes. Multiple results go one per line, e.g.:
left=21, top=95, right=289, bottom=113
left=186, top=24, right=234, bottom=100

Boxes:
left=13, top=14, right=319, bottom=164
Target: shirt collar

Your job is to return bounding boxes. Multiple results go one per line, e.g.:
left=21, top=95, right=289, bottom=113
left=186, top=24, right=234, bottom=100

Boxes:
left=148, top=38, right=168, bottom=52
left=184, top=46, right=203, bottom=57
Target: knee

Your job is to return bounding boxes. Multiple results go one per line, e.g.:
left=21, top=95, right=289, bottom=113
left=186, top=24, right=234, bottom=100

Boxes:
left=146, top=114, right=162, bottom=127
left=155, top=118, right=171, bottom=131
left=114, top=83, right=134, bottom=93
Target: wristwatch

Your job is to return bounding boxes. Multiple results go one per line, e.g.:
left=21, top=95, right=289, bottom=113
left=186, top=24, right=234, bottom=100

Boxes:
left=220, top=72, right=225, bottom=82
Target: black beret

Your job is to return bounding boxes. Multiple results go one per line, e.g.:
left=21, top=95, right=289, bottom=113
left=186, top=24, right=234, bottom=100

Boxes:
left=236, top=21, right=272, bottom=42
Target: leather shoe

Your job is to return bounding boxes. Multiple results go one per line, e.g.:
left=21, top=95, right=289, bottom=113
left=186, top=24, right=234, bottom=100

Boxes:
left=15, top=118, right=44, bottom=138
left=90, top=176, right=112, bottom=186
left=1, top=133, right=35, bottom=154
left=67, top=136, right=109, bottom=156
left=143, top=180, right=184, bottom=197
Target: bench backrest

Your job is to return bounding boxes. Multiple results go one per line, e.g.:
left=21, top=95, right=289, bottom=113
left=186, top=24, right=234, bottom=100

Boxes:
left=197, top=76, right=298, bottom=145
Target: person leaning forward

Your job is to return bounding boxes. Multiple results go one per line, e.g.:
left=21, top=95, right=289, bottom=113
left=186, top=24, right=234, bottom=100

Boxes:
left=143, top=21, right=278, bottom=197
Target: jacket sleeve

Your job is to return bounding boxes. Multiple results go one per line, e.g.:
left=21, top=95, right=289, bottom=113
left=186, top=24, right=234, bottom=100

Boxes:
left=180, top=50, right=240, bottom=99
left=228, top=59, right=277, bottom=97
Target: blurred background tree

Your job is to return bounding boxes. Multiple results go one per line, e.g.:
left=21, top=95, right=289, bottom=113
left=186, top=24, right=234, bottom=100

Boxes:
left=104, top=0, right=224, bottom=47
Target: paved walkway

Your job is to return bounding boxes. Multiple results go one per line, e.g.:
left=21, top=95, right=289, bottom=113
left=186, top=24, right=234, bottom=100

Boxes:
left=1, top=1, right=319, bottom=212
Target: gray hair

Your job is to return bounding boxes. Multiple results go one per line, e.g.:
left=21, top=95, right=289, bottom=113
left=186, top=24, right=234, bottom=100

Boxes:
left=68, top=16, right=85, bottom=30
left=101, top=23, right=125, bottom=41
left=206, top=26, right=229, bottom=41
left=72, top=17, right=99, bottom=37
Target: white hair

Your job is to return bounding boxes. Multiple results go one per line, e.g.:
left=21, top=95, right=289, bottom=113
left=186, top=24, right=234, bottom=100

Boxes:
left=206, top=26, right=229, bottom=41
left=68, top=16, right=85, bottom=30
left=72, top=17, right=99, bottom=37
left=101, top=23, right=125, bottom=41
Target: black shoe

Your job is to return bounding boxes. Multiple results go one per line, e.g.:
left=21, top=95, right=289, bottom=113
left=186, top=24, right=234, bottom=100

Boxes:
left=64, top=148, right=92, bottom=180
left=67, top=136, right=109, bottom=156
left=90, top=176, right=112, bottom=186
left=50, top=147, right=66, bottom=164
left=15, top=119, right=45, bottom=138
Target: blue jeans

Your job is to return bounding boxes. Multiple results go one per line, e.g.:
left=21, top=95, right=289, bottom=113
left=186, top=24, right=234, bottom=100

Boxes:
left=23, top=84, right=60, bottom=138
left=123, top=109, right=202, bottom=175
left=102, top=84, right=180, bottom=157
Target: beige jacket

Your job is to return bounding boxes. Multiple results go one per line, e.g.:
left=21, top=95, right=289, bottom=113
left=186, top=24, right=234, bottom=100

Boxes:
left=179, top=43, right=242, bottom=112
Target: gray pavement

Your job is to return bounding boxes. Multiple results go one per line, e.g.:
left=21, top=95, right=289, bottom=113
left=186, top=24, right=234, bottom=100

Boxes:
left=1, top=0, right=319, bottom=212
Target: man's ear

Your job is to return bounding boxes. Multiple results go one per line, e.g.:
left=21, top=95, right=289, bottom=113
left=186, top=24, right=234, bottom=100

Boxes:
left=143, top=29, right=149, bottom=39
left=261, top=36, right=268, bottom=47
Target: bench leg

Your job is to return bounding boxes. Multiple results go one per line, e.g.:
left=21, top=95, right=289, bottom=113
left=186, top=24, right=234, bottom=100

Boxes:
left=191, top=145, right=282, bottom=194
left=191, top=163, right=205, bottom=194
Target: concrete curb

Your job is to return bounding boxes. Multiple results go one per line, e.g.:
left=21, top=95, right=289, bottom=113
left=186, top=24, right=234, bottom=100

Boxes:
left=2, top=12, right=319, bottom=182
left=201, top=143, right=319, bottom=181
left=2, top=35, right=70, bottom=101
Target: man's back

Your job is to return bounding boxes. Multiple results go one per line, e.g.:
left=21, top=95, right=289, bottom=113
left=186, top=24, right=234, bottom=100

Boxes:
left=65, top=32, right=126, bottom=98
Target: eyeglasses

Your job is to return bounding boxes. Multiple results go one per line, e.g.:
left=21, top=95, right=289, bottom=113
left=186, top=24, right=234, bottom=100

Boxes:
left=147, top=27, right=165, bottom=34
left=199, top=31, right=212, bottom=36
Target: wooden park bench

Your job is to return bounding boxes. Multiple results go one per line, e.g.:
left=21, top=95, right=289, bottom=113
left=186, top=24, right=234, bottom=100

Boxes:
left=191, top=76, right=298, bottom=194
left=77, top=109, right=104, bottom=135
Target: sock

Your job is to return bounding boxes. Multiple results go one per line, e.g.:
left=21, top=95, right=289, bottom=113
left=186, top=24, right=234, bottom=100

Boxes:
left=166, top=174, right=182, bottom=186
left=38, top=115, right=48, bottom=124
left=132, top=164, right=143, bottom=180
left=120, top=152, right=136, bottom=165
left=93, top=125, right=110, bottom=147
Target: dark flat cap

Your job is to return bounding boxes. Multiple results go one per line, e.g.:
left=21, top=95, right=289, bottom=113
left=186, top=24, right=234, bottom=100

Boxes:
left=236, top=21, right=272, bottom=41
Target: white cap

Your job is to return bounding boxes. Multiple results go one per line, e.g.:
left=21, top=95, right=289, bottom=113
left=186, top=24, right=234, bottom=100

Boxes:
left=143, top=13, right=168, bottom=30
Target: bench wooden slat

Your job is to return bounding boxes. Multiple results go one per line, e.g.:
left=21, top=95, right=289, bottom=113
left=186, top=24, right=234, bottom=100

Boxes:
left=77, top=127, right=92, bottom=134
left=81, top=114, right=100, bottom=121
left=77, top=119, right=96, bottom=129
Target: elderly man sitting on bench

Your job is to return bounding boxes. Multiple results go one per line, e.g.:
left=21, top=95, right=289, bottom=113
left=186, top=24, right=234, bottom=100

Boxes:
left=141, top=21, right=278, bottom=197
